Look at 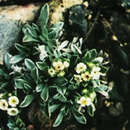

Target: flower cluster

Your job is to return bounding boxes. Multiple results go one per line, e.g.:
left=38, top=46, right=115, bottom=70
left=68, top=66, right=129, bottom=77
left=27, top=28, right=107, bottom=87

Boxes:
left=73, top=56, right=107, bottom=113
left=0, top=4, right=110, bottom=128
left=74, top=61, right=103, bottom=84
left=48, top=59, right=70, bottom=77
left=0, top=94, right=19, bottom=116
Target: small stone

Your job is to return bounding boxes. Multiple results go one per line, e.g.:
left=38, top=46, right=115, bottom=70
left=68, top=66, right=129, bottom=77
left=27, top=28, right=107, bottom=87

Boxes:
left=27, top=124, right=34, bottom=130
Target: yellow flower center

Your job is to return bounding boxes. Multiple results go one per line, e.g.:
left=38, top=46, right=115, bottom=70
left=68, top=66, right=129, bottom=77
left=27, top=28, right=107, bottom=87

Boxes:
left=11, top=110, right=17, bottom=114
left=54, top=61, right=64, bottom=71
left=56, top=65, right=61, bottom=70
left=81, top=99, right=87, bottom=105
left=11, top=99, right=16, bottom=104
left=2, top=102, right=6, bottom=107
left=81, top=72, right=91, bottom=81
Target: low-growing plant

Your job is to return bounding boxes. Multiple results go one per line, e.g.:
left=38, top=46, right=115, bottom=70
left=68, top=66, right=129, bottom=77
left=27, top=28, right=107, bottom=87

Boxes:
left=0, top=3, right=110, bottom=129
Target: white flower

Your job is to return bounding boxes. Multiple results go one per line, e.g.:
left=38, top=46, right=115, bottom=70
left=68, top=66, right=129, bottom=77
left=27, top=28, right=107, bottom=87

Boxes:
left=7, top=108, right=19, bottom=116
left=91, top=66, right=101, bottom=80
left=39, top=45, right=46, bottom=53
left=39, top=53, right=47, bottom=61
left=81, top=71, right=91, bottom=81
left=0, top=99, right=8, bottom=111
left=48, top=68, right=56, bottom=77
left=75, top=63, right=87, bottom=74
left=74, top=75, right=82, bottom=83
left=63, top=61, right=70, bottom=68
left=39, top=45, right=48, bottom=60
left=52, top=61, right=64, bottom=71
left=12, top=65, right=22, bottom=73
left=77, top=97, right=92, bottom=107
left=8, top=96, right=19, bottom=107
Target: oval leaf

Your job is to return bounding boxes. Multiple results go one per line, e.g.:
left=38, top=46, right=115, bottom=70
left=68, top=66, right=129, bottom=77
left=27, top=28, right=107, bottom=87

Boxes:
left=36, top=62, right=48, bottom=71
left=39, top=3, right=49, bottom=27
left=4, top=53, right=11, bottom=69
left=73, top=110, right=87, bottom=124
left=20, top=95, right=34, bottom=108
left=31, top=67, right=39, bottom=83
left=53, top=108, right=65, bottom=127
left=48, top=104, right=60, bottom=117
left=40, top=87, right=49, bottom=101
left=25, top=58, right=35, bottom=70
left=10, top=55, right=24, bottom=64
left=15, top=79, right=27, bottom=89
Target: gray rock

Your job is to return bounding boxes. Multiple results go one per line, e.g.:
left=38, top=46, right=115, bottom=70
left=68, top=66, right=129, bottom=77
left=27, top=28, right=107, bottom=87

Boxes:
left=0, top=19, right=22, bottom=64
left=0, top=3, right=42, bottom=64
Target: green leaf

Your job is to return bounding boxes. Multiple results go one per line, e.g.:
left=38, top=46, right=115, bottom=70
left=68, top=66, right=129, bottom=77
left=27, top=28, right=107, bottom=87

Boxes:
left=48, top=104, right=60, bottom=117
left=57, top=87, right=67, bottom=98
left=22, top=24, right=39, bottom=43
left=0, top=82, right=8, bottom=89
left=23, top=34, right=39, bottom=43
left=40, top=86, right=49, bottom=101
left=24, top=83, right=32, bottom=90
left=73, top=110, right=87, bottom=124
left=98, top=84, right=108, bottom=91
left=15, top=43, right=29, bottom=54
left=25, top=58, right=35, bottom=70
left=39, top=3, right=49, bottom=27
left=83, top=49, right=97, bottom=62
left=10, top=55, right=24, bottom=64
left=41, top=26, right=48, bottom=40
left=53, top=107, right=65, bottom=127
left=36, top=84, right=43, bottom=92
left=23, top=24, right=38, bottom=38
left=87, top=105, right=95, bottom=117
left=20, top=95, right=34, bottom=108
left=32, top=23, right=40, bottom=32
left=53, top=93, right=67, bottom=102
left=15, top=79, right=27, bottom=89
left=48, top=22, right=64, bottom=39
left=54, top=77, right=68, bottom=87
left=31, top=67, right=39, bottom=82
left=7, top=122, right=15, bottom=129
left=4, top=53, right=11, bottom=69
left=48, top=30, right=56, bottom=40
left=39, top=35, right=47, bottom=43
left=46, top=40, right=53, bottom=50
left=0, top=68, right=6, bottom=76
left=90, top=49, right=97, bottom=59
left=36, top=62, right=48, bottom=71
